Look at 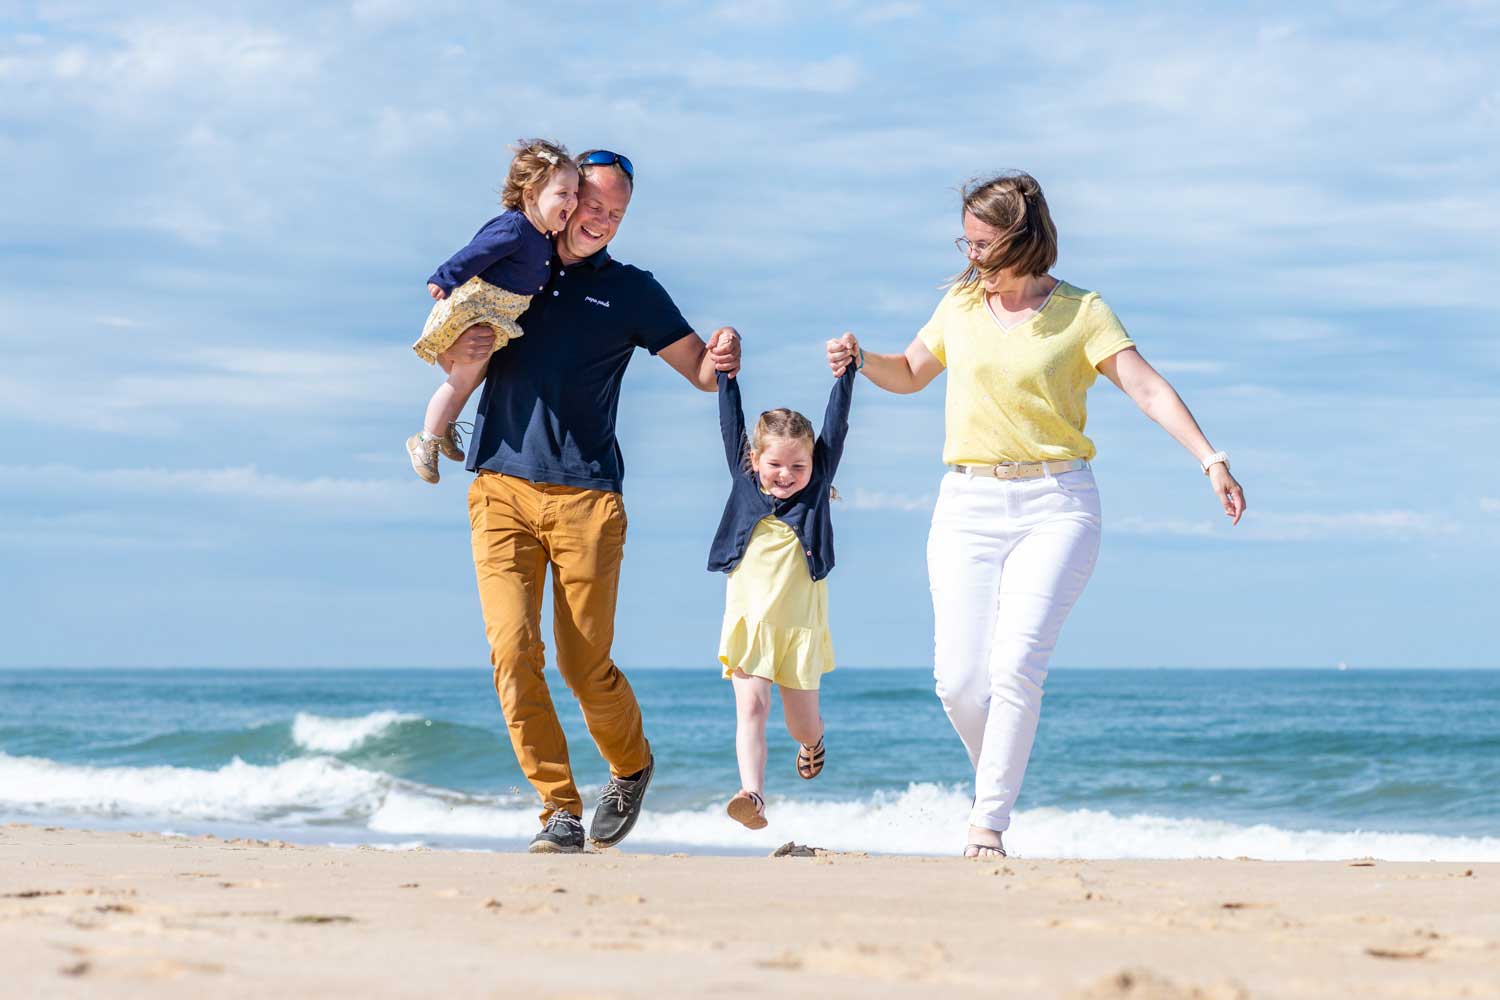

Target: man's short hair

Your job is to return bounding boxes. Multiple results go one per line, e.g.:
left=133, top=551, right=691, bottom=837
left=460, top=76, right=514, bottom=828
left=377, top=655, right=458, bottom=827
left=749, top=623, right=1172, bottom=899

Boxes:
left=577, top=149, right=635, bottom=191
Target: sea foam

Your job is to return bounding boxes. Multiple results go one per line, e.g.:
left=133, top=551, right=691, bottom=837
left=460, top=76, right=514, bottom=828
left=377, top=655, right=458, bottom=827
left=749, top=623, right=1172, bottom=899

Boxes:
left=290, top=710, right=420, bottom=753
left=0, top=751, right=391, bottom=824
left=622, top=784, right=1500, bottom=862
left=5, top=754, right=1498, bottom=862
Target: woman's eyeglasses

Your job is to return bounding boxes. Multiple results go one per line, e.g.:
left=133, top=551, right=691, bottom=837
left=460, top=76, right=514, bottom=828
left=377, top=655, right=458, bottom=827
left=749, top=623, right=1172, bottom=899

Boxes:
left=954, top=237, right=992, bottom=256
left=579, top=150, right=634, bottom=180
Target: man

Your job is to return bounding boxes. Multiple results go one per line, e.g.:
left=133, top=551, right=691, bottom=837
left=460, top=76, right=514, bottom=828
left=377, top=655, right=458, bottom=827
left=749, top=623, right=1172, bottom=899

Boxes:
left=438, top=150, right=740, bottom=853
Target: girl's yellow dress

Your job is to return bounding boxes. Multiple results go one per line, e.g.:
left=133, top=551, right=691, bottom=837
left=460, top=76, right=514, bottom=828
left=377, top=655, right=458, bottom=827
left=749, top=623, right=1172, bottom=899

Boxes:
left=718, top=515, right=835, bottom=690
left=410, top=277, right=533, bottom=365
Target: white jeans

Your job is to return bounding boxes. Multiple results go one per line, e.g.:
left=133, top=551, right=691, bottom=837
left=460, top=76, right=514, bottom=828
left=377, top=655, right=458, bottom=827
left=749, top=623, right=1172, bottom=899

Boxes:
left=927, top=468, right=1102, bottom=832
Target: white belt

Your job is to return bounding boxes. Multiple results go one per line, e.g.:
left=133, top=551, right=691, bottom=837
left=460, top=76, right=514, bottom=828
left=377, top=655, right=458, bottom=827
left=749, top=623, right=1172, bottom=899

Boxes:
left=948, top=459, right=1088, bottom=480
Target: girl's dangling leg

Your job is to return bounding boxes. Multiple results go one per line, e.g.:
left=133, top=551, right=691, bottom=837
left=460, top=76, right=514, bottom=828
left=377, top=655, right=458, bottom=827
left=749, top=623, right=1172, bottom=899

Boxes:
left=731, top=671, right=771, bottom=793
left=727, top=671, right=771, bottom=828
left=779, top=686, right=824, bottom=779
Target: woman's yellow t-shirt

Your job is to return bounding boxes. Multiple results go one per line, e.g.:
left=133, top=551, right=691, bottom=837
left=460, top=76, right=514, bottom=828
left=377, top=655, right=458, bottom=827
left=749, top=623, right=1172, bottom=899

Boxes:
left=917, top=279, right=1134, bottom=464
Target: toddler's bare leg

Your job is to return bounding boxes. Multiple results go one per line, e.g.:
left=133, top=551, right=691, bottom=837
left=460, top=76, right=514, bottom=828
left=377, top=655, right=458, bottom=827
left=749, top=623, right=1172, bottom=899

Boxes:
left=424, top=355, right=490, bottom=436
left=730, top=671, right=772, bottom=795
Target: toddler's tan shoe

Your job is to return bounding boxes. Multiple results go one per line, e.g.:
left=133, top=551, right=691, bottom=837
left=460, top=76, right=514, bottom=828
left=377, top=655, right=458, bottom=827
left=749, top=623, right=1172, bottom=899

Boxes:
left=406, top=433, right=440, bottom=484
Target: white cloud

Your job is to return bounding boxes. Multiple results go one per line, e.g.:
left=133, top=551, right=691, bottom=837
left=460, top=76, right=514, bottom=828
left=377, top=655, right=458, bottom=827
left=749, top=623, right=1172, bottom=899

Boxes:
left=2, top=20, right=318, bottom=102
left=0, top=463, right=417, bottom=511
left=0, top=342, right=415, bottom=434
left=3, top=3, right=1497, bottom=669
left=373, top=106, right=455, bottom=158
left=1116, top=509, right=1463, bottom=543
left=0, top=510, right=227, bottom=551
left=1247, top=317, right=1351, bottom=344
left=854, top=3, right=922, bottom=26
left=674, top=54, right=862, bottom=94
left=843, top=487, right=934, bottom=512
left=1115, top=516, right=1218, bottom=539
left=708, top=0, right=802, bottom=24
left=350, top=0, right=425, bottom=24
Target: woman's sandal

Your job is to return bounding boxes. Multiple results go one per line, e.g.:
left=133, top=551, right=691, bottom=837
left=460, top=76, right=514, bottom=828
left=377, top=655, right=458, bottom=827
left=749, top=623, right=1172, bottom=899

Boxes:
left=726, top=790, right=768, bottom=830
left=963, top=843, right=1007, bottom=859
left=796, top=736, right=825, bottom=780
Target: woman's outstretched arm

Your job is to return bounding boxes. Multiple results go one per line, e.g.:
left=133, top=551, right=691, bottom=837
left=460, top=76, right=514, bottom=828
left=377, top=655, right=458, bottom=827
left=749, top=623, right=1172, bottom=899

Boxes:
left=1097, top=347, right=1246, bottom=525
left=826, top=333, right=944, bottom=394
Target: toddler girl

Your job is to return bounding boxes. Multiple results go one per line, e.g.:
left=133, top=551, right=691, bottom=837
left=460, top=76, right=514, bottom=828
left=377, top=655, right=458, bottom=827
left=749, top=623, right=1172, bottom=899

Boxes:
left=709, top=366, right=856, bottom=829
left=407, top=138, right=578, bottom=483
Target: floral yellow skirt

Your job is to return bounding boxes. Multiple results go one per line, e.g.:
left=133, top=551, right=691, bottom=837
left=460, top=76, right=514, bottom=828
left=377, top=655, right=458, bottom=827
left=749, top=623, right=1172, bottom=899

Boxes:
left=718, top=517, right=835, bottom=691
left=411, top=277, right=532, bottom=365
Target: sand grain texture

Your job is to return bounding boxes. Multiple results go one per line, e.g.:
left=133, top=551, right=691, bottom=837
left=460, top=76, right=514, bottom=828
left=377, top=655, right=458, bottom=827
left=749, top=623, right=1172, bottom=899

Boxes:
left=2, top=824, right=1498, bottom=998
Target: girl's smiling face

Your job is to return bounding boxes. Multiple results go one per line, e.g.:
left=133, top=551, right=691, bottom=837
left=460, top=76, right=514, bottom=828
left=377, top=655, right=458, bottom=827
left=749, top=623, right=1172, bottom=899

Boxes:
left=751, top=437, right=814, bottom=499
left=528, top=166, right=579, bottom=233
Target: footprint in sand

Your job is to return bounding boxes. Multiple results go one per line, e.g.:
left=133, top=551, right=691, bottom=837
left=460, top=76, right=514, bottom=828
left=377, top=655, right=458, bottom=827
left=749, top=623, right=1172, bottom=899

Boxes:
left=1365, top=946, right=1429, bottom=960
left=1070, top=966, right=1248, bottom=1000
left=141, top=958, right=225, bottom=979
left=287, top=914, right=356, bottom=925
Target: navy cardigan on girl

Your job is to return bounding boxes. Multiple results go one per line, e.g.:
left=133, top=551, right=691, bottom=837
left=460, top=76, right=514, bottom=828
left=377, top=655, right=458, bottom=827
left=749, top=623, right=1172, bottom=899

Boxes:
left=707, top=368, right=856, bottom=582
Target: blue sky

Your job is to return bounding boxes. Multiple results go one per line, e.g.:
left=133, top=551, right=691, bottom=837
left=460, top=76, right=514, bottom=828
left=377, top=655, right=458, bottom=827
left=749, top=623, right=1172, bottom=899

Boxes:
left=3, top=1, right=1497, bottom=669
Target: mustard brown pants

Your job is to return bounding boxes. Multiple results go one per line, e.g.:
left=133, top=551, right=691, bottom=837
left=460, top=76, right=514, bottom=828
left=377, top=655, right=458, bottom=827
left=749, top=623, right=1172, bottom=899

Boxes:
left=468, top=471, right=651, bottom=824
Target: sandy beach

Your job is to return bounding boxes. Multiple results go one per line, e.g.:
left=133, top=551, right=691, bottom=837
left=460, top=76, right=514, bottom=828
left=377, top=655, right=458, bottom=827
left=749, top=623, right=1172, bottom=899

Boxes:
left=3, top=824, right=1496, bottom=998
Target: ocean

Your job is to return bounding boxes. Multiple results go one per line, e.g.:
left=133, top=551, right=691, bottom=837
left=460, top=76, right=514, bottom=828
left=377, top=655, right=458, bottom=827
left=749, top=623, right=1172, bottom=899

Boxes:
left=2, top=667, right=1497, bottom=860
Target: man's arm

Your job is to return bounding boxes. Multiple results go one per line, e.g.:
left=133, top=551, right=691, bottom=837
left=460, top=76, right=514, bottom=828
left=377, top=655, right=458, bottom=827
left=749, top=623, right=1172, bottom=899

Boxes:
left=658, top=327, right=741, bottom=390
left=435, top=325, right=497, bottom=372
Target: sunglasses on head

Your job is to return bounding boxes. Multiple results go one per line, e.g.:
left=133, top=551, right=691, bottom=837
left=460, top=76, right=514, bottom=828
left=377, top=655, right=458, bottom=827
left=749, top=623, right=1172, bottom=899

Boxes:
left=579, top=149, right=634, bottom=180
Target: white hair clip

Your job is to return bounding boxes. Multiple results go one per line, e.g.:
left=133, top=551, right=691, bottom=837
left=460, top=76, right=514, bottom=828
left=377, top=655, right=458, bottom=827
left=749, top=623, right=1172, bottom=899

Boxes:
left=537, top=149, right=558, bottom=165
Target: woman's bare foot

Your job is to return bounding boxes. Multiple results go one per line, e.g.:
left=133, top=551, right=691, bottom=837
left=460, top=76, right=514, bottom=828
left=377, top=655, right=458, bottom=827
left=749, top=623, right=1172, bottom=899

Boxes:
left=963, top=825, right=1005, bottom=858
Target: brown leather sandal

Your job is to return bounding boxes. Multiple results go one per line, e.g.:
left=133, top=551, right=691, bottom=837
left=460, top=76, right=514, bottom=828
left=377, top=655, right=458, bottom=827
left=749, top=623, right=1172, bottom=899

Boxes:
left=796, top=736, right=825, bottom=780
left=726, top=790, right=768, bottom=830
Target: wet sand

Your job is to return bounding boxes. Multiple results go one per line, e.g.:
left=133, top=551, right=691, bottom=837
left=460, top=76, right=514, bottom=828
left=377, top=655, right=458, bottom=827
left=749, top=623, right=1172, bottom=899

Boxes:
left=3, top=824, right=1497, bottom=998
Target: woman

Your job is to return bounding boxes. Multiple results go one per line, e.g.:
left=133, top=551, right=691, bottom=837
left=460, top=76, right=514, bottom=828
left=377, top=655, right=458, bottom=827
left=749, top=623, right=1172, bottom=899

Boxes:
left=828, top=171, right=1245, bottom=858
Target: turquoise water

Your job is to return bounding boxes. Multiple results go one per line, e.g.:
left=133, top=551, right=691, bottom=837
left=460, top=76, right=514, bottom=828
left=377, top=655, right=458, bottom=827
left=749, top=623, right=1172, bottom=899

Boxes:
left=1, top=667, right=1497, bottom=858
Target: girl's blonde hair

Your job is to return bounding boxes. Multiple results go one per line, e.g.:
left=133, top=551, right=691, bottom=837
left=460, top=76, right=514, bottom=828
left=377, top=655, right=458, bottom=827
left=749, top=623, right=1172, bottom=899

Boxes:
left=748, top=409, right=840, bottom=500
left=751, top=408, right=815, bottom=457
left=951, top=170, right=1058, bottom=290
left=500, top=138, right=576, bottom=211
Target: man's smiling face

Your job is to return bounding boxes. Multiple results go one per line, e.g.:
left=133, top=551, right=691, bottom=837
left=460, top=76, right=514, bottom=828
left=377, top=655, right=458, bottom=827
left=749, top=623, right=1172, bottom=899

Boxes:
left=556, top=167, right=631, bottom=264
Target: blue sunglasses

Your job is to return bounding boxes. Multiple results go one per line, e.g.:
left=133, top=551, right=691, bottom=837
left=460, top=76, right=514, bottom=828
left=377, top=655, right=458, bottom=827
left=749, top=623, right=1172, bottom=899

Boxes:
left=579, top=149, right=634, bottom=180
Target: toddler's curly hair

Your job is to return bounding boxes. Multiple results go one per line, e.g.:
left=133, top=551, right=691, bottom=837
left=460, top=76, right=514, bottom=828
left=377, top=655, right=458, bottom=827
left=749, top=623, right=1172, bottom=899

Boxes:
left=500, top=138, right=575, bottom=211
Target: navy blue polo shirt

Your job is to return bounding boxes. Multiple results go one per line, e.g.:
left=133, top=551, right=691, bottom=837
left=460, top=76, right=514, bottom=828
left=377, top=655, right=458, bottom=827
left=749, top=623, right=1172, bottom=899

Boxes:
left=427, top=209, right=552, bottom=297
left=465, top=247, right=695, bottom=492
